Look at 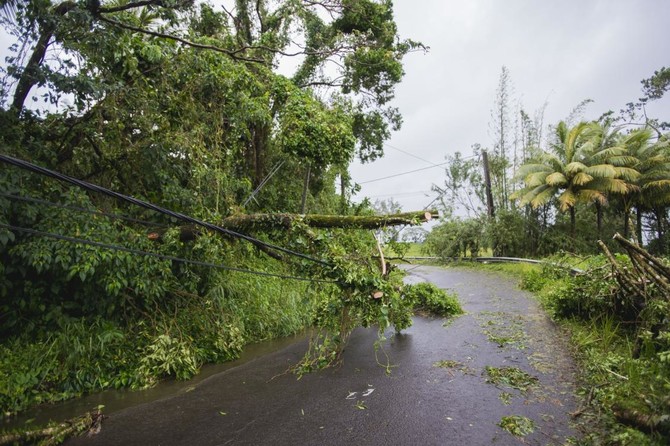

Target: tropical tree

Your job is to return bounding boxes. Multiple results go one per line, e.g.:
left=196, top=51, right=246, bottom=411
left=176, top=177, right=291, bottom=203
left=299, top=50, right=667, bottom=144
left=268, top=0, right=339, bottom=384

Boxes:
left=634, top=134, right=670, bottom=249
left=512, top=121, right=621, bottom=237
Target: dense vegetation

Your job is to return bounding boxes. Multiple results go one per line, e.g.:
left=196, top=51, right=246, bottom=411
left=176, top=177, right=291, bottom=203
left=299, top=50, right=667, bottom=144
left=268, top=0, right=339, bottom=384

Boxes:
left=425, top=66, right=670, bottom=259
left=422, top=65, right=670, bottom=444
left=516, top=253, right=670, bottom=445
left=0, top=0, right=455, bottom=419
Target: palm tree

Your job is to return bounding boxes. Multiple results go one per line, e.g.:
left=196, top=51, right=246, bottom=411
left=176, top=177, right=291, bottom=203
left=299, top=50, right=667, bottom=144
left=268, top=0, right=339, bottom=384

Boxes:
left=579, top=123, right=640, bottom=238
left=636, top=135, right=670, bottom=249
left=513, top=121, right=622, bottom=237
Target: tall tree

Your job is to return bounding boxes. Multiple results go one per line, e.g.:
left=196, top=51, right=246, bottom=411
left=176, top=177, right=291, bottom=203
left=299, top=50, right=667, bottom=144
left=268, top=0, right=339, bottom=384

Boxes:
left=513, top=121, right=626, bottom=237
left=489, top=65, right=513, bottom=210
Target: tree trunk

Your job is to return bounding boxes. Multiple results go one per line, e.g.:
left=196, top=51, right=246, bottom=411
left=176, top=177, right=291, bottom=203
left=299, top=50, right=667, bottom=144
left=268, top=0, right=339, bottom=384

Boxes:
left=570, top=206, right=576, bottom=239
left=482, top=150, right=495, bottom=218
left=149, top=210, right=439, bottom=241
left=623, top=208, right=630, bottom=239
left=300, top=165, right=311, bottom=214
left=11, top=1, right=77, bottom=115
left=596, top=202, right=603, bottom=240
left=635, top=206, right=643, bottom=245
left=339, top=169, right=349, bottom=215
left=0, top=409, right=104, bottom=445
left=655, top=207, right=666, bottom=254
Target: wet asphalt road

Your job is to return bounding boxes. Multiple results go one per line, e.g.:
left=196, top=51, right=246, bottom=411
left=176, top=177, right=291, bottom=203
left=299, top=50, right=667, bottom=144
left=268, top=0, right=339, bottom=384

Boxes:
left=68, top=265, right=580, bottom=445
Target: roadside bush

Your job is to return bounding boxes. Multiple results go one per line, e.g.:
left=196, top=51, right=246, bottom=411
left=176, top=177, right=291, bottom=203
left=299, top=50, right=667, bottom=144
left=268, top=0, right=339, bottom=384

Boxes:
left=516, top=258, right=670, bottom=445
left=403, top=282, right=463, bottom=317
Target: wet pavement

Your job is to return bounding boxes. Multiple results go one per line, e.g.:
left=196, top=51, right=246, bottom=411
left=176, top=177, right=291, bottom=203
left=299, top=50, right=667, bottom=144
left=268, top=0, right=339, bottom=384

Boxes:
left=67, top=265, right=580, bottom=445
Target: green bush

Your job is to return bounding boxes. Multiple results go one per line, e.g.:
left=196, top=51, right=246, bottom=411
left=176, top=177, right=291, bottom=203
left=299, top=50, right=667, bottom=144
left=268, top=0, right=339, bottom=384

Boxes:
left=403, top=282, right=463, bottom=317
left=519, top=268, right=547, bottom=292
left=515, top=258, right=670, bottom=445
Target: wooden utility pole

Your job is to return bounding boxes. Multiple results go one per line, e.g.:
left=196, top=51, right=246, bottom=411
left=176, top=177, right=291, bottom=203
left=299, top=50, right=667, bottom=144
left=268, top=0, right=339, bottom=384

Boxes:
left=482, top=150, right=495, bottom=218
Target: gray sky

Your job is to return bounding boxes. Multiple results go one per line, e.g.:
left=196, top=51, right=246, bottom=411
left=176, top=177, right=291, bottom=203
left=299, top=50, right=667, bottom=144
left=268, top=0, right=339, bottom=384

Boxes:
left=350, top=0, right=670, bottom=212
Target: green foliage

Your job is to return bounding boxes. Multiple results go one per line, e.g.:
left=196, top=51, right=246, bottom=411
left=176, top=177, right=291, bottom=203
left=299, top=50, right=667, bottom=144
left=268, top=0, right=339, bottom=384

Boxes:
left=484, top=366, right=538, bottom=393
left=436, top=69, right=670, bottom=259
left=0, top=0, right=423, bottom=419
left=402, top=282, right=463, bottom=318
left=514, top=259, right=670, bottom=445
left=424, top=217, right=483, bottom=259
left=484, top=209, right=531, bottom=256
left=498, top=415, right=535, bottom=437
left=277, top=90, right=355, bottom=168
left=641, top=66, right=670, bottom=101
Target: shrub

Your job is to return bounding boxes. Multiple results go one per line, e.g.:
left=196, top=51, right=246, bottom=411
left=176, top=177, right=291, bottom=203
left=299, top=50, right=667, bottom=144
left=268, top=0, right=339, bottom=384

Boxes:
left=403, top=282, right=463, bottom=317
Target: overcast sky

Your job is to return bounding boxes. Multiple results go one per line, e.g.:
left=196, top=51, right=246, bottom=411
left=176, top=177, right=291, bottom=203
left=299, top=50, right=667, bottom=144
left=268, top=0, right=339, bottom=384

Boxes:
left=350, top=0, right=670, bottom=212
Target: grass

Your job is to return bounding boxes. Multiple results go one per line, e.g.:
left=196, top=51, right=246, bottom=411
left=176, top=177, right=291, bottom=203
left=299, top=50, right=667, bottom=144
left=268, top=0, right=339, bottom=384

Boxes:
left=383, top=242, right=427, bottom=258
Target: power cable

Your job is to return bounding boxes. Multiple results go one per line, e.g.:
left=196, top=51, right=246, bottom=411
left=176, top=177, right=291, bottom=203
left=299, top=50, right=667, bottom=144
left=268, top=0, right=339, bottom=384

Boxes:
left=384, top=143, right=442, bottom=167
left=0, top=192, right=168, bottom=228
left=0, top=154, right=330, bottom=266
left=0, top=223, right=337, bottom=284
left=358, top=161, right=450, bottom=184
left=242, top=160, right=285, bottom=207
left=368, top=190, right=432, bottom=199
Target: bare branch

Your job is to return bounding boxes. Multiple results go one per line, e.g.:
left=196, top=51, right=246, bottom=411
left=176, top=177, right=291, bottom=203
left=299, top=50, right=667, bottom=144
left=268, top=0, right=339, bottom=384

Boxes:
left=98, top=0, right=163, bottom=14
left=100, top=14, right=339, bottom=64
left=98, top=15, right=267, bottom=64
left=255, top=0, right=264, bottom=33
left=297, top=81, right=344, bottom=88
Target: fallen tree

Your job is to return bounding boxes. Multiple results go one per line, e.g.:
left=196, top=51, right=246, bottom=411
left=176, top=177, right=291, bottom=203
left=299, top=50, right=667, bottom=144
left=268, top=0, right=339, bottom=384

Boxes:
left=148, top=210, right=438, bottom=241
left=0, top=408, right=104, bottom=445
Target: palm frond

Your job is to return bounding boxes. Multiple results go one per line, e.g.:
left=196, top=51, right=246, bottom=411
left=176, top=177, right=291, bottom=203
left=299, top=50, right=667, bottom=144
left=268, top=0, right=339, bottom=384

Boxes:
left=525, top=172, right=549, bottom=188
left=545, top=172, right=567, bottom=187
left=577, top=188, right=607, bottom=205
left=585, top=164, right=616, bottom=178
left=610, top=178, right=632, bottom=194
left=557, top=190, right=576, bottom=212
left=640, top=170, right=670, bottom=183
left=607, top=155, right=639, bottom=167
left=565, top=161, right=587, bottom=174
left=622, top=128, right=653, bottom=154
left=572, top=172, right=594, bottom=186
left=614, top=167, right=640, bottom=182
left=643, top=180, right=670, bottom=190
left=528, top=185, right=556, bottom=209
left=515, top=163, right=550, bottom=180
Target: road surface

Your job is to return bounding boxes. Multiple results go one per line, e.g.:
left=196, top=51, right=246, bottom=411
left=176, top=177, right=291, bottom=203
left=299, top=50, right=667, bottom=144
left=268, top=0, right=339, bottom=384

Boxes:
left=67, top=265, right=580, bottom=445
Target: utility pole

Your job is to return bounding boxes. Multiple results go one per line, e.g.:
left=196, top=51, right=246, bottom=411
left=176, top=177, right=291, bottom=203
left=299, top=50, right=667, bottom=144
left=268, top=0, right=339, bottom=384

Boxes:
left=482, top=150, right=495, bottom=219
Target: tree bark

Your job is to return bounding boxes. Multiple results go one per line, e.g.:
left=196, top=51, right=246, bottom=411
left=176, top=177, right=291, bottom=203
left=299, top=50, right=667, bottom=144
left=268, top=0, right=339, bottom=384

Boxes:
left=595, top=202, right=602, bottom=241
left=655, top=207, right=666, bottom=254
left=11, top=1, right=77, bottom=115
left=0, top=408, right=104, bottom=445
left=300, top=165, right=311, bottom=214
left=482, top=150, right=495, bottom=219
left=635, top=206, right=643, bottom=245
